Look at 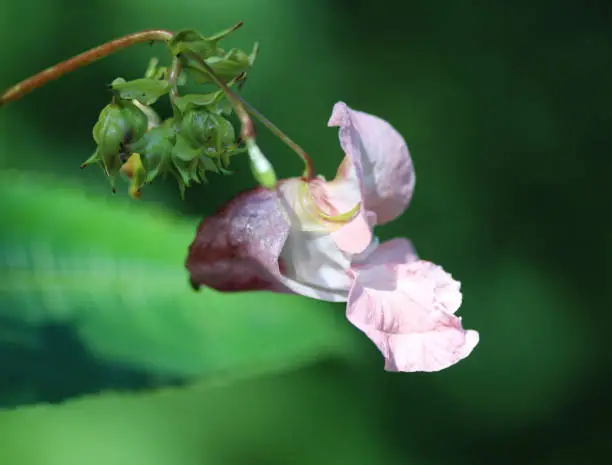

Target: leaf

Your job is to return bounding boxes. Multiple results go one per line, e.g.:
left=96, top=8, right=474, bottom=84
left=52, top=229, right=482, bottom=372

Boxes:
left=0, top=368, right=406, bottom=465
left=167, top=23, right=243, bottom=60
left=0, top=171, right=355, bottom=383
left=110, top=77, right=171, bottom=105
left=187, top=46, right=257, bottom=85
left=173, top=72, right=244, bottom=114
left=174, top=91, right=223, bottom=113
left=168, top=30, right=219, bottom=58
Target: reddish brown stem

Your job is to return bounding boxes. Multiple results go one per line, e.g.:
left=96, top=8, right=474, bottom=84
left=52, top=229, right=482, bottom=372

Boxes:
left=0, top=29, right=173, bottom=106
left=234, top=94, right=315, bottom=180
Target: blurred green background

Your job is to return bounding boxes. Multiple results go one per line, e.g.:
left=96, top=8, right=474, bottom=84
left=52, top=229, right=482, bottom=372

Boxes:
left=1, top=0, right=610, bottom=464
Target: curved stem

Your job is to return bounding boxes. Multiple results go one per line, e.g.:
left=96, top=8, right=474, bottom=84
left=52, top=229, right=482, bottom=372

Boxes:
left=182, top=51, right=314, bottom=180
left=235, top=94, right=315, bottom=180
left=167, top=56, right=182, bottom=119
left=181, top=51, right=256, bottom=142
left=0, top=29, right=173, bottom=107
left=168, top=56, right=181, bottom=100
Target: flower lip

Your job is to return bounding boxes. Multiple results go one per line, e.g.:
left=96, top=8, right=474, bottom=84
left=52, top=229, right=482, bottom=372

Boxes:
left=298, top=180, right=361, bottom=226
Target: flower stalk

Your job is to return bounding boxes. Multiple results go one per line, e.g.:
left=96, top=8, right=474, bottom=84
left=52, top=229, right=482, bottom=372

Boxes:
left=0, top=30, right=173, bottom=107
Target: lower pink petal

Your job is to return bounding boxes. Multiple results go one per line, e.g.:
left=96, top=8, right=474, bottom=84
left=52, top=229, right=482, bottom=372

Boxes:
left=330, top=209, right=372, bottom=254
left=378, top=324, right=479, bottom=373
left=346, top=258, right=478, bottom=372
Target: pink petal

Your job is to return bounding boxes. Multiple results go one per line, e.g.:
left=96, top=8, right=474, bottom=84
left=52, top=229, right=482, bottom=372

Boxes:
left=351, top=237, right=418, bottom=268
left=307, top=174, right=373, bottom=254
left=328, top=102, right=416, bottom=225
left=330, top=209, right=372, bottom=254
left=185, top=187, right=290, bottom=293
left=346, top=259, right=478, bottom=372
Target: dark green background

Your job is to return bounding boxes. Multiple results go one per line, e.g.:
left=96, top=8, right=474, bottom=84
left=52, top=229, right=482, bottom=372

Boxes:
left=1, top=0, right=610, bottom=464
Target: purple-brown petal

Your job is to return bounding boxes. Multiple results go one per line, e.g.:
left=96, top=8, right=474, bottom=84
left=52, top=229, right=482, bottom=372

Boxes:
left=185, top=187, right=291, bottom=293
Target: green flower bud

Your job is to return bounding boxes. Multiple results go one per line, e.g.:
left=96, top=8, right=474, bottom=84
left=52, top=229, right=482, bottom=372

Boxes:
left=246, top=139, right=277, bottom=189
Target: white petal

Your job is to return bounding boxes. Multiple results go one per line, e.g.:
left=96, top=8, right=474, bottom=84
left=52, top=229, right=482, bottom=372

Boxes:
left=279, top=230, right=352, bottom=302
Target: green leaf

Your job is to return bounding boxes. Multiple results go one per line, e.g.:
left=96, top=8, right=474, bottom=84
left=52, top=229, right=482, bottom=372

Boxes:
left=168, top=30, right=218, bottom=59
left=167, top=23, right=243, bottom=60
left=174, top=91, right=223, bottom=113
left=0, top=171, right=354, bottom=381
left=174, top=72, right=245, bottom=114
left=187, top=45, right=257, bottom=84
left=0, top=368, right=406, bottom=465
left=110, top=77, right=171, bottom=105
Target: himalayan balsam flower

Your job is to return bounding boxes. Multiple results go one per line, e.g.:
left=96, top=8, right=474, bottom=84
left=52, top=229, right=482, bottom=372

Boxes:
left=186, top=102, right=479, bottom=372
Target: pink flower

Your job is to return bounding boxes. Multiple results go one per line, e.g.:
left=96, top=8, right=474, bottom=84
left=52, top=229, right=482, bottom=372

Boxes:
left=186, top=102, right=479, bottom=372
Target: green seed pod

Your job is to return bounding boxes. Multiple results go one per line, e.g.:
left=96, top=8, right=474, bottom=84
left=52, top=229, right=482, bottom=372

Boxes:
left=128, top=122, right=176, bottom=183
left=179, top=108, right=215, bottom=148
left=180, top=109, right=236, bottom=154
left=83, top=100, right=148, bottom=182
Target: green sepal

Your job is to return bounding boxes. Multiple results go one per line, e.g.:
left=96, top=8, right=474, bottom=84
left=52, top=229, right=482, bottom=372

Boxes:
left=221, top=146, right=246, bottom=169
left=172, top=134, right=202, bottom=162
left=171, top=156, right=200, bottom=198
left=110, top=77, right=171, bottom=105
left=200, top=156, right=219, bottom=174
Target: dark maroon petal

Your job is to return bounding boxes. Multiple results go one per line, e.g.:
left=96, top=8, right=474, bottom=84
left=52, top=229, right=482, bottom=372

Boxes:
left=185, top=187, right=291, bottom=293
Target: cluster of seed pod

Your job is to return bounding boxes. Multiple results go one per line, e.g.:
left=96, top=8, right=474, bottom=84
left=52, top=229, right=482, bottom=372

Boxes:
left=81, top=25, right=257, bottom=198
